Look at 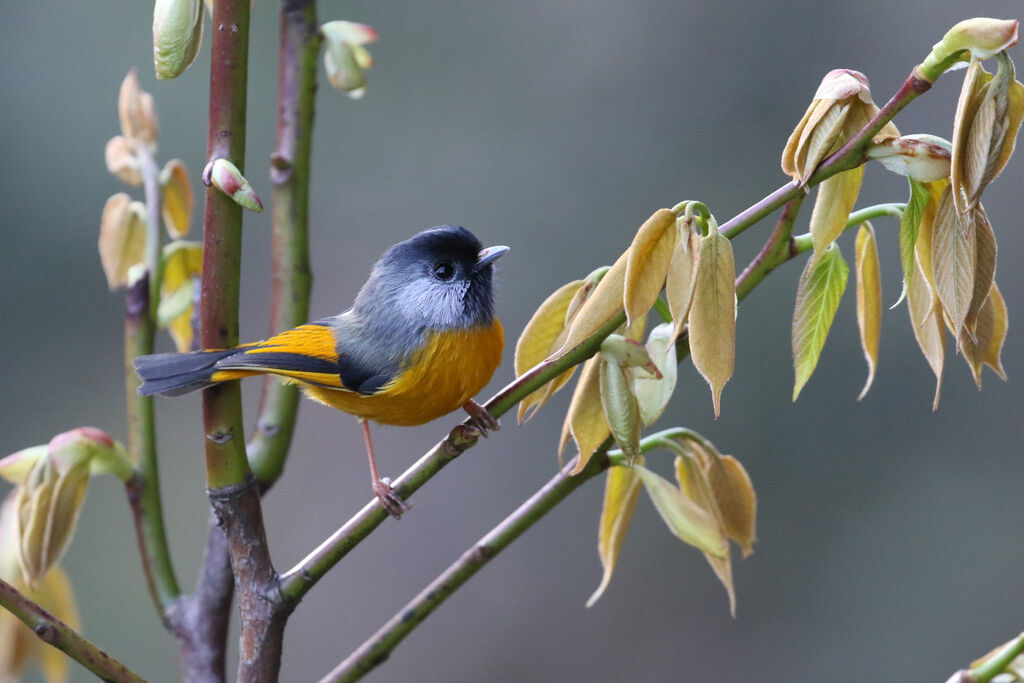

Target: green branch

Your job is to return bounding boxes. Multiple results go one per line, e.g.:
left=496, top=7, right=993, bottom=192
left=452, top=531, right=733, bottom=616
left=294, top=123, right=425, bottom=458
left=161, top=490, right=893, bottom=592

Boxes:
left=0, top=578, right=146, bottom=683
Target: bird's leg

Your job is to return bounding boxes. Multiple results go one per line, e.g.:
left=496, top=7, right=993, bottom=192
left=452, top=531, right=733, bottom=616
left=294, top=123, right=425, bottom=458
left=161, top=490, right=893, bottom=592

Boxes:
left=462, top=400, right=500, bottom=436
left=360, top=419, right=410, bottom=519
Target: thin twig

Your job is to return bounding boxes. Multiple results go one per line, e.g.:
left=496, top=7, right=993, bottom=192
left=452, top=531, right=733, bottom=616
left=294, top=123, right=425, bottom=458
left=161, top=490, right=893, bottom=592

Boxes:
left=0, top=578, right=147, bottom=683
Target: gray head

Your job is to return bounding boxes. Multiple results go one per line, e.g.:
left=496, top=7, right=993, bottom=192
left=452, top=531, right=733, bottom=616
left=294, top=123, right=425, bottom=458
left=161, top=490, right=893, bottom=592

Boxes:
left=352, top=226, right=508, bottom=333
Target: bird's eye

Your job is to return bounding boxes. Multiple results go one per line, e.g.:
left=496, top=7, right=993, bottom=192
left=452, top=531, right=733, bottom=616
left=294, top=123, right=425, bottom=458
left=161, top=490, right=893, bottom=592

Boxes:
left=433, top=262, right=455, bottom=280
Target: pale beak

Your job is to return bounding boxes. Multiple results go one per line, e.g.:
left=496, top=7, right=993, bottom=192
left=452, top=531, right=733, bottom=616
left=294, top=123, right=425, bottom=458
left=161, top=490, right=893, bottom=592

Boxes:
left=475, top=245, right=509, bottom=271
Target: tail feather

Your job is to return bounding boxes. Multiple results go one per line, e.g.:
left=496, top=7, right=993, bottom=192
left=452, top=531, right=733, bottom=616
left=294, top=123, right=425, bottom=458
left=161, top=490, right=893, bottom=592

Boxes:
left=134, top=349, right=238, bottom=396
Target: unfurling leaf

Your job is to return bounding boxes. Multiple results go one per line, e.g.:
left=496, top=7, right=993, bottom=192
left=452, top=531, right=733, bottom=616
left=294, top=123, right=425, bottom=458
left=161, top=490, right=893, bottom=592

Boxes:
left=809, top=166, right=864, bottom=254
left=117, top=69, right=159, bottom=146
left=587, top=464, right=643, bottom=607
left=599, top=335, right=660, bottom=376
left=321, top=21, right=378, bottom=98
left=924, top=18, right=1020, bottom=68
left=866, top=134, right=951, bottom=182
left=964, top=205, right=997, bottom=336
left=564, top=266, right=607, bottom=327
left=204, top=158, right=264, bottom=212
left=562, top=357, right=610, bottom=475
left=159, top=241, right=203, bottom=353
left=792, top=244, right=848, bottom=400
left=557, top=250, right=628, bottom=356
left=898, top=178, right=932, bottom=295
left=104, top=135, right=142, bottom=186
left=98, top=194, right=147, bottom=290
left=624, top=209, right=677, bottom=327
left=598, top=360, right=641, bottom=464
left=634, top=465, right=728, bottom=558
left=960, top=282, right=1008, bottom=388
left=515, top=279, right=584, bottom=423
left=666, top=224, right=700, bottom=344
left=907, top=257, right=945, bottom=410
left=633, top=323, right=678, bottom=427
left=160, top=159, right=193, bottom=239
left=930, top=186, right=976, bottom=338
left=854, top=223, right=882, bottom=400
left=689, top=230, right=736, bottom=418
left=153, top=0, right=204, bottom=80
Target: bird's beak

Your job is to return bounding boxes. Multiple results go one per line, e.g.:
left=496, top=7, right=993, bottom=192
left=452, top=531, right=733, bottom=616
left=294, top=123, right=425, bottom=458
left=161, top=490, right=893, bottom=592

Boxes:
left=475, top=245, right=509, bottom=271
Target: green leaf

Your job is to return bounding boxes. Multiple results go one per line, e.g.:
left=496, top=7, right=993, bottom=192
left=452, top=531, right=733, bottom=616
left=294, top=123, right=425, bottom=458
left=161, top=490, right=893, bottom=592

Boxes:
left=634, top=465, right=728, bottom=558
left=792, top=244, right=849, bottom=400
left=898, top=178, right=930, bottom=294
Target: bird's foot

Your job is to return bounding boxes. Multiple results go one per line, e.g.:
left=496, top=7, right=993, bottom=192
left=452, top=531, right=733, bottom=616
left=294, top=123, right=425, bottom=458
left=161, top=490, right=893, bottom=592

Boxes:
left=373, top=477, right=411, bottom=519
left=462, top=400, right=500, bottom=437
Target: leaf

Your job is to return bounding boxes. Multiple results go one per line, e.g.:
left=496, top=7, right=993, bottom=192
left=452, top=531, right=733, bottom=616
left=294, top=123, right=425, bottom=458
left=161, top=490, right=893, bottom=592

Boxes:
left=104, top=135, right=142, bottom=186
left=964, top=205, right=997, bottom=337
left=688, top=230, right=736, bottom=417
left=951, top=60, right=988, bottom=217
left=706, top=455, right=757, bottom=558
left=598, top=360, right=641, bottom=463
left=556, top=250, right=628, bottom=357
left=98, top=193, right=147, bottom=290
left=792, top=244, right=849, bottom=400
left=898, top=178, right=930, bottom=294
left=854, top=222, right=882, bottom=400
left=561, top=357, right=610, bottom=474
left=515, top=279, right=584, bottom=423
left=159, top=240, right=203, bottom=352
left=634, top=465, right=728, bottom=558
left=586, top=464, right=643, bottom=607
left=160, top=159, right=194, bottom=239
left=809, top=166, right=864, bottom=254
left=633, top=323, right=678, bottom=427
left=666, top=225, right=701, bottom=344
left=930, top=185, right=976, bottom=338
left=907, top=256, right=945, bottom=410
left=624, top=209, right=677, bottom=327
left=960, top=282, right=1008, bottom=388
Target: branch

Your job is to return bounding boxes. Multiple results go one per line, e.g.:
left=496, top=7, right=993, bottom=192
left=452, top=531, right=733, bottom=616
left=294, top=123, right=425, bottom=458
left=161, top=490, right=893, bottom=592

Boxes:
left=319, top=453, right=610, bottom=683
left=0, top=578, right=146, bottom=683
left=248, top=0, right=320, bottom=487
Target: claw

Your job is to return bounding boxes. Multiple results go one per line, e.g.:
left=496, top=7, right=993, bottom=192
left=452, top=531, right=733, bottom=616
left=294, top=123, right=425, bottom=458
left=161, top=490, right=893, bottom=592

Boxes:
left=373, top=476, right=411, bottom=519
left=462, top=400, right=500, bottom=436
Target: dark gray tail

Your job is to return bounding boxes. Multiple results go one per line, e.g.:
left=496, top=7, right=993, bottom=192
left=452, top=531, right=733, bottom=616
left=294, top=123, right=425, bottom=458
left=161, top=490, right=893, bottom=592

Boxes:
left=134, top=349, right=238, bottom=396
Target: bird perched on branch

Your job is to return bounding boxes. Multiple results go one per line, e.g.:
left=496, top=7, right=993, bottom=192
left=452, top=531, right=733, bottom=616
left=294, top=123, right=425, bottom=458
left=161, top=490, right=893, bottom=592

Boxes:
left=135, top=226, right=508, bottom=518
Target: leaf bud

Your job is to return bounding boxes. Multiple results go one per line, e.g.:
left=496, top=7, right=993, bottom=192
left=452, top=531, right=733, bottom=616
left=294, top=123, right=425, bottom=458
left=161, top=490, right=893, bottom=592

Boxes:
left=203, top=158, right=264, bottom=212
left=153, top=0, right=204, bottom=80
left=321, top=20, right=378, bottom=98
left=866, top=134, right=952, bottom=182
left=921, top=18, right=1019, bottom=79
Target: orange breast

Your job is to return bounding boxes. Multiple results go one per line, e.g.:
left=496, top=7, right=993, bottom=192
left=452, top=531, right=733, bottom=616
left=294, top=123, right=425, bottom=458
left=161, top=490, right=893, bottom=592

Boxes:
left=302, top=320, right=504, bottom=426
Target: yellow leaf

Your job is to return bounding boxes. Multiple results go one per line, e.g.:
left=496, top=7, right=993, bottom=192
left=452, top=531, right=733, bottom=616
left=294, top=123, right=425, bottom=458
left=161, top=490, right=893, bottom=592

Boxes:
left=666, top=225, right=700, bottom=344
left=36, top=566, right=79, bottom=682
left=960, top=282, right=1008, bottom=388
left=586, top=464, right=643, bottom=608
left=688, top=230, right=736, bottom=418
left=98, top=194, right=147, bottom=290
left=160, top=159, right=194, bottom=239
left=159, top=241, right=203, bottom=352
left=911, top=178, right=949, bottom=289
left=624, top=209, right=677, bottom=327
left=809, top=165, right=864, bottom=254
left=706, top=455, right=757, bottom=558
left=792, top=244, right=848, bottom=400
left=515, top=279, right=584, bottom=423
left=907, top=256, right=945, bottom=410
left=854, top=222, right=882, bottom=400
left=556, top=250, right=628, bottom=357
left=931, top=185, right=976, bottom=338
left=964, top=205, right=997, bottom=336
left=561, top=357, right=610, bottom=475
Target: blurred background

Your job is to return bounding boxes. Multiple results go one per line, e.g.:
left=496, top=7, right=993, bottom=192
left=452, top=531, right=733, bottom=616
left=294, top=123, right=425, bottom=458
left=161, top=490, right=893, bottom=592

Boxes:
left=2, top=1, right=1022, bottom=681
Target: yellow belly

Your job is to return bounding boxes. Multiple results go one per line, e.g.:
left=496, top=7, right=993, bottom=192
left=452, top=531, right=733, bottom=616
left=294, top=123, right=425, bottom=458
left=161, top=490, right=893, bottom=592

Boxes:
left=302, top=320, right=504, bottom=426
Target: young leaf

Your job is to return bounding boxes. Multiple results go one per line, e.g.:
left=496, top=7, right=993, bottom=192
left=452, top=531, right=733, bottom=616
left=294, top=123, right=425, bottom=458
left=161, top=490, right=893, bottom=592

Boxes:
left=624, top=209, right=677, bottom=327
left=98, top=194, right=147, bottom=290
left=666, top=225, right=701, bottom=343
left=562, top=357, right=610, bottom=475
left=556, top=250, right=628, bottom=357
left=633, top=323, right=678, bottom=427
left=159, top=241, right=203, bottom=352
left=898, top=178, right=930, bottom=293
left=634, top=465, right=728, bottom=558
left=792, top=244, right=849, bottom=400
left=808, top=166, right=864, bottom=254
left=964, top=205, right=997, bottom=336
left=586, top=464, right=644, bottom=608
left=598, top=360, right=641, bottom=463
left=706, top=455, right=757, bottom=558
left=515, top=279, right=584, bottom=423
left=960, top=282, right=1008, bottom=388
left=688, top=230, right=736, bottom=418
left=160, top=159, right=194, bottom=239
left=854, top=222, right=882, bottom=400
left=907, top=257, right=945, bottom=410
left=930, top=185, right=976, bottom=338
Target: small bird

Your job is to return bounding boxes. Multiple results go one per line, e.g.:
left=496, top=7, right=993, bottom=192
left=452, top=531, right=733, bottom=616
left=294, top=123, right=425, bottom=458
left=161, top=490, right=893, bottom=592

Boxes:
left=135, top=226, right=508, bottom=518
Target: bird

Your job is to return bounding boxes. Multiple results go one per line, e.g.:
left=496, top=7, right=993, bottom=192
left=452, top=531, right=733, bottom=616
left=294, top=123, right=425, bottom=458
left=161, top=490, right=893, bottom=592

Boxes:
left=135, top=225, right=508, bottom=518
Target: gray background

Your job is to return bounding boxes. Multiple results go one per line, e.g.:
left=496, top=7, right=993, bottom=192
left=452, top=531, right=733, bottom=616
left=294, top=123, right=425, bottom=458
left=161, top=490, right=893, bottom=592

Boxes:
left=2, top=1, right=1022, bottom=681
